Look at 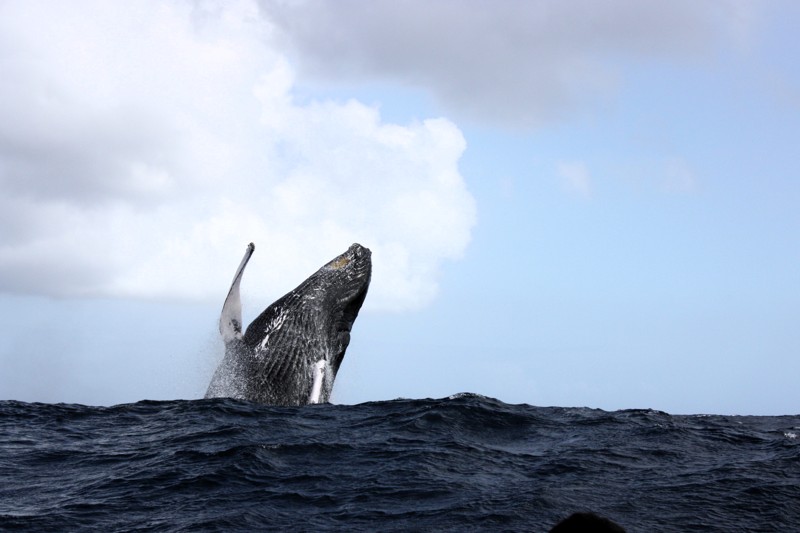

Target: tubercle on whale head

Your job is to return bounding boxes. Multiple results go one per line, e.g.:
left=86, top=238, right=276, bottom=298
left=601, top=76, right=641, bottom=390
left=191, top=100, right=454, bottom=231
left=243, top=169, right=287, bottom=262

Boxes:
left=295, top=244, right=371, bottom=311
left=324, top=243, right=371, bottom=271
left=348, top=242, right=370, bottom=258
left=308, top=243, right=371, bottom=335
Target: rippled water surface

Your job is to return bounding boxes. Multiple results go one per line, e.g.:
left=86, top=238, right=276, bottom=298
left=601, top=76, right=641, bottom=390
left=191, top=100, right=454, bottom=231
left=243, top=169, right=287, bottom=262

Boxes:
left=1, top=394, right=798, bottom=531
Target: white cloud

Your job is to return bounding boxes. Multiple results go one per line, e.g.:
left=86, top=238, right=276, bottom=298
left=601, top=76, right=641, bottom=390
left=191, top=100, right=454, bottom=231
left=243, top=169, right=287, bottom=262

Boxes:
left=263, top=0, right=755, bottom=128
left=557, top=161, right=592, bottom=198
left=0, top=1, right=476, bottom=311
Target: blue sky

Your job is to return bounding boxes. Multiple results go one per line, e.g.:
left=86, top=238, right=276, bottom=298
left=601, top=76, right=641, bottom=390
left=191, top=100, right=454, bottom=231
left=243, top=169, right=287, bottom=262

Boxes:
left=1, top=1, right=798, bottom=414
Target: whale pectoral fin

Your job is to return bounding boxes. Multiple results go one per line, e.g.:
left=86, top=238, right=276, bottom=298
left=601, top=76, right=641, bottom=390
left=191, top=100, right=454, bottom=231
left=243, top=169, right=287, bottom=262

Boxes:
left=220, top=243, right=255, bottom=343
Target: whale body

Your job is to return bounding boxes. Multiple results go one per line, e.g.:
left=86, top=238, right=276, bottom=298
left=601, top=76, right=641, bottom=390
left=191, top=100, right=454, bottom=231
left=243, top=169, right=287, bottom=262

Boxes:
left=205, top=243, right=371, bottom=405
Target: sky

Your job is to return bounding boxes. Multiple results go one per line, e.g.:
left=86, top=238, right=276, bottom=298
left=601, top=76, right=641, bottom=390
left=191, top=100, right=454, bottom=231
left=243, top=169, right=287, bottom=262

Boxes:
left=0, top=0, right=798, bottom=415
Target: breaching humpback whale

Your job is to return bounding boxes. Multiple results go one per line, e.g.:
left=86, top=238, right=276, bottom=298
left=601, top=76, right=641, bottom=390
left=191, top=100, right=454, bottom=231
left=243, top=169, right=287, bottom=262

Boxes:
left=205, top=243, right=371, bottom=405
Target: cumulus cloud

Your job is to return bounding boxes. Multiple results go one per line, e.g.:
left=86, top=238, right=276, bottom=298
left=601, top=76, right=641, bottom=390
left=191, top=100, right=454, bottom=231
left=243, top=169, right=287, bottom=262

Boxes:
left=263, top=0, right=755, bottom=128
left=0, top=1, right=476, bottom=311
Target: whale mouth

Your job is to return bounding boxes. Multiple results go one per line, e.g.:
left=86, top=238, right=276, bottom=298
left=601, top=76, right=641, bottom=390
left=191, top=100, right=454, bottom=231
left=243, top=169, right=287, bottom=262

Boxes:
left=330, top=280, right=368, bottom=372
left=341, top=281, right=369, bottom=331
left=331, top=244, right=371, bottom=370
left=336, top=245, right=371, bottom=332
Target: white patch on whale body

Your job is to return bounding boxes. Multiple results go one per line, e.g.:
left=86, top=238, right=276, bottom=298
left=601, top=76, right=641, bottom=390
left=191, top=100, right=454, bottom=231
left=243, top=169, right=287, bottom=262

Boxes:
left=308, top=360, right=327, bottom=404
left=259, top=311, right=288, bottom=351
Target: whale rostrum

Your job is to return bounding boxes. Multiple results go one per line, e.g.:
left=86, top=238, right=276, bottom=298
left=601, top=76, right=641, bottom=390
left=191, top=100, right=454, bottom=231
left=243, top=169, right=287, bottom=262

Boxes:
left=205, top=243, right=372, bottom=405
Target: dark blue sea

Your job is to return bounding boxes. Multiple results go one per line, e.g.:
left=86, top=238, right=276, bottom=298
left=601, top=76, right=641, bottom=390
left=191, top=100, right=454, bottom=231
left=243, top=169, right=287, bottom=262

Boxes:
left=1, top=394, right=798, bottom=532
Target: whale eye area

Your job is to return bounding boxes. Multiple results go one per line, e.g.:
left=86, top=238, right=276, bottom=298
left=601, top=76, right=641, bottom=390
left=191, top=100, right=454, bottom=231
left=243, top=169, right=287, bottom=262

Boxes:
left=330, top=256, right=351, bottom=270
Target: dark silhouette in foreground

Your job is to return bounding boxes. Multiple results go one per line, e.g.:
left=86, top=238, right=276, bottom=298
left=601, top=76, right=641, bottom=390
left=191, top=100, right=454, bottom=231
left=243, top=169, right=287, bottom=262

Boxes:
left=549, top=512, right=626, bottom=532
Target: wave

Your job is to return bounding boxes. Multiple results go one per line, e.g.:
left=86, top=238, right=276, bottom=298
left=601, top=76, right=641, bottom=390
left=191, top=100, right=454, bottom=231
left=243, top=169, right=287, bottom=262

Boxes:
left=1, top=395, right=798, bottom=531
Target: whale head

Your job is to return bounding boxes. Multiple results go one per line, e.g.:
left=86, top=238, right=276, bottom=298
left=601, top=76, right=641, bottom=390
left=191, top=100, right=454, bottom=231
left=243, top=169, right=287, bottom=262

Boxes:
left=308, top=243, right=372, bottom=370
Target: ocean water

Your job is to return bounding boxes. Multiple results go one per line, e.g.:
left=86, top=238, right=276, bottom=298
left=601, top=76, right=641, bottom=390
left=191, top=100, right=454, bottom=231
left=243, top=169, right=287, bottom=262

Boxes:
left=1, top=394, right=798, bottom=532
